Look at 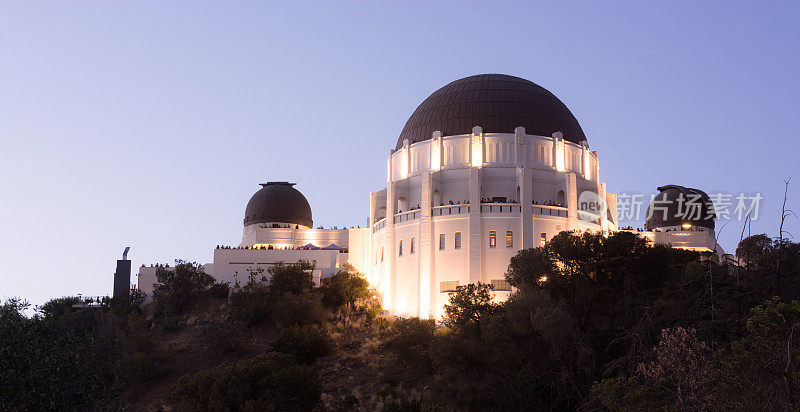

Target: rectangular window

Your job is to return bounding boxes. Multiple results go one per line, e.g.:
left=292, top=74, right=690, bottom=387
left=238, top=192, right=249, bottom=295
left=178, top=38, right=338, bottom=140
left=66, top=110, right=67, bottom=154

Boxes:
left=489, top=230, right=497, bottom=248
left=454, top=232, right=462, bottom=249
left=399, top=240, right=403, bottom=256
left=381, top=247, right=384, bottom=262
left=540, top=232, right=547, bottom=244
left=410, top=237, right=415, bottom=254
left=439, top=233, right=445, bottom=250
left=491, top=279, right=512, bottom=291
left=506, top=230, right=513, bottom=248
left=440, top=280, right=460, bottom=292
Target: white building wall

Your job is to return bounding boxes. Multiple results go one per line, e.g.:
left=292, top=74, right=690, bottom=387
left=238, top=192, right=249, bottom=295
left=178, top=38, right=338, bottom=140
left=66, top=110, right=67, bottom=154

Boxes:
left=370, top=130, right=612, bottom=319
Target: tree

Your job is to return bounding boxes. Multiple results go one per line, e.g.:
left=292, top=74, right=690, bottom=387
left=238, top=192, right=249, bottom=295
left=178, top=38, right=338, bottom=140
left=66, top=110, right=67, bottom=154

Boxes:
left=169, top=353, right=321, bottom=411
left=152, top=260, right=224, bottom=318
left=636, top=327, right=712, bottom=410
left=505, top=247, right=558, bottom=291
left=712, top=298, right=800, bottom=409
left=267, top=261, right=315, bottom=296
left=442, top=282, right=500, bottom=332
left=318, top=264, right=370, bottom=316
left=37, top=296, right=80, bottom=320
left=0, top=298, right=119, bottom=410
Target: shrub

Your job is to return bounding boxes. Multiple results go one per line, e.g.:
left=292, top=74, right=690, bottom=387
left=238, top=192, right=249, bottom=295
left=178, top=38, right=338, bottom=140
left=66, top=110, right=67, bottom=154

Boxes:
left=203, top=321, right=240, bottom=353
left=271, top=292, right=328, bottom=327
left=208, top=282, right=231, bottom=299
left=442, top=282, right=500, bottom=332
left=169, top=353, right=320, bottom=411
left=152, top=261, right=225, bottom=318
left=272, top=324, right=332, bottom=364
left=117, top=313, right=174, bottom=384
left=37, top=296, right=80, bottom=320
left=230, top=270, right=272, bottom=327
left=319, top=265, right=370, bottom=313
left=0, top=298, right=119, bottom=410
left=384, top=317, right=435, bottom=366
left=267, top=261, right=315, bottom=296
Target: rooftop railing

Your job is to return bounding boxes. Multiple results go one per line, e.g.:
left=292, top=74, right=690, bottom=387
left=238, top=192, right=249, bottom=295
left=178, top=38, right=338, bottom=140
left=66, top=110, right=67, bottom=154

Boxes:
left=432, top=204, right=470, bottom=216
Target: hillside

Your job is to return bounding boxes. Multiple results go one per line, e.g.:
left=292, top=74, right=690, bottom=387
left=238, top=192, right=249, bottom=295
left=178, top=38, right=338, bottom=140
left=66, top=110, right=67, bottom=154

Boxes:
left=3, top=231, right=800, bottom=411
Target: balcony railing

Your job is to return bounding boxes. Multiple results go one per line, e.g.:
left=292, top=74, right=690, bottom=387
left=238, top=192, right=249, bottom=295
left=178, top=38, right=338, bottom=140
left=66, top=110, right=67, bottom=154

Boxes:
left=377, top=203, right=568, bottom=229
left=372, top=218, right=386, bottom=233
left=534, top=205, right=568, bottom=217
left=480, top=203, right=522, bottom=214
left=393, top=210, right=420, bottom=224
left=432, top=204, right=470, bottom=216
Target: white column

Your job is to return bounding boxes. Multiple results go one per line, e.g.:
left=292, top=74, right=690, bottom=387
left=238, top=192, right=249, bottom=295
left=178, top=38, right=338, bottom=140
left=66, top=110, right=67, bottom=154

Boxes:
left=431, top=131, right=442, bottom=171
left=580, top=141, right=588, bottom=178
left=566, top=172, right=578, bottom=230
left=385, top=150, right=396, bottom=311
left=367, top=191, right=377, bottom=284
left=418, top=172, right=433, bottom=318
left=468, top=166, right=482, bottom=284
left=515, top=127, right=534, bottom=249
left=471, top=126, right=484, bottom=168
left=402, top=139, right=410, bottom=179
left=552, top=132, right=565, bottom=172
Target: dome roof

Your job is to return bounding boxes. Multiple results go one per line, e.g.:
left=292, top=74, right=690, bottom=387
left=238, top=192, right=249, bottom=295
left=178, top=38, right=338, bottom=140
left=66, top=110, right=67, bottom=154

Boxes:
left=244, top=182, right=313, bottom=228
left=644, top=185, right=716, bottom=230
left=396, top=74, right=586, bottom=150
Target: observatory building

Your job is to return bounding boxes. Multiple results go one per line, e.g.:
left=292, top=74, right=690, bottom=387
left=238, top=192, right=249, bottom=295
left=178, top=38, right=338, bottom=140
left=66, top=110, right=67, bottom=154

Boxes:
left=138, top=74, right=721, bottom=319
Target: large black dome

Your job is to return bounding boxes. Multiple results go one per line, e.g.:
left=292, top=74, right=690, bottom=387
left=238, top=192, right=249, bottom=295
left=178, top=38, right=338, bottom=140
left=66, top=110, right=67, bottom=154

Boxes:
left=244, top=182, right=313, bottom=228
left=396, top=74, right=586, bottom=150
left=644, top=185, right=716, bottom=230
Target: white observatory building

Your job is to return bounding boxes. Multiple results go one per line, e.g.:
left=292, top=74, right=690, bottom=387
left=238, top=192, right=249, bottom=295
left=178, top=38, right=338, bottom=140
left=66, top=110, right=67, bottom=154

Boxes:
left=366, top=74, right=617, bottom=318
left=138, top=74, right=722, bottom=320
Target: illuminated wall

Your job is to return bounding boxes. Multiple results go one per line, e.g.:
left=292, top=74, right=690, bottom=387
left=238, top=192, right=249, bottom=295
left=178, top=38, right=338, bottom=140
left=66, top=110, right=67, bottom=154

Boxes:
left=370, top=129, right=613, bottom=319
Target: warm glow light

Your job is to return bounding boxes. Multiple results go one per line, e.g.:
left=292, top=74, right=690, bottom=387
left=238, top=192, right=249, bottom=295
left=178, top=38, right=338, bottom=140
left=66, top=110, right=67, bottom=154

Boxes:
left=471, top=137, right=483, bottom=167
left=539, top=276, right=548, bottom=283
left=382, top=272, right=392, bottom=310
left=555, top=144, right=565, bottom=172
left=401, top=149, right=409, bottom=178
left=431, top=144, right=441, bottom=171
left=682, top=223, right=692, bottom=229
left=584, top=155, right=591, bottom=180
left=419, top=270, right=430, bottom=318
left=395, top=296, right=407, bottom=315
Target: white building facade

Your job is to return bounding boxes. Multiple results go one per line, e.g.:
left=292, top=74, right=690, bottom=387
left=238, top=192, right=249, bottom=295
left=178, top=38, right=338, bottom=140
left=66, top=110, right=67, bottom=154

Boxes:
left=138, top=74, right=720, bottom=320
left=367, top=125, right=617, bottom=319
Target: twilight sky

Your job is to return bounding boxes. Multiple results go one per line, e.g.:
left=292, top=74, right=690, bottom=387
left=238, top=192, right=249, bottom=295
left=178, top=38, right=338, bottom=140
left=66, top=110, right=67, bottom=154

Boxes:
left=1, top=1, right=798, bottom=308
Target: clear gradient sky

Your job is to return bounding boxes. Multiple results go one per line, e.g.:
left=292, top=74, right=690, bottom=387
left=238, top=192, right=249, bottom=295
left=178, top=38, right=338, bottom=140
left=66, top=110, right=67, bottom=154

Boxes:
left=1, top=1, right=798, bottom=308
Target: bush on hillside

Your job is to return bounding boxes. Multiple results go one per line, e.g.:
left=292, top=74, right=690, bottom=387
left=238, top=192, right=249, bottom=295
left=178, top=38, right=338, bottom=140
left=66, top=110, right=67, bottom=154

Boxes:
left=319, top=264, right=370, bottom=314
left=0, top=298, right=119, bottom=410
left=271, top=292, right=328, bottom=327
left=384, top=317, right=435, bottom=367
left=169, top=353, right=321, bottom=411
left=267, top=261, right=315, bottom=296
left=272, top=324, right=332, bottom=364
left=152, top=260, right=229, bottom=318
left=229, top=269, right=272, bottom=327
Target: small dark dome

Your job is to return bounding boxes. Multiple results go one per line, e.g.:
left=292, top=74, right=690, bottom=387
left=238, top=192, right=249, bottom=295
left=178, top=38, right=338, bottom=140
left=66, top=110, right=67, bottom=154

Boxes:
left=645, top=185, right=716, bottom=230
left=244, top=182, right=313, bottom=228
left=396, top=74, right=586, bottom=150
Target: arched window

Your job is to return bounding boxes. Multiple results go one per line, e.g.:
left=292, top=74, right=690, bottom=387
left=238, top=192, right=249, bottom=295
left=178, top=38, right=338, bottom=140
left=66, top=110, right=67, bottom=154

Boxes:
left=433, top=189, right=441, bottom=206
left=397, top=197, right=408, bottom=213
left=557, top=190, right=565, bottom=206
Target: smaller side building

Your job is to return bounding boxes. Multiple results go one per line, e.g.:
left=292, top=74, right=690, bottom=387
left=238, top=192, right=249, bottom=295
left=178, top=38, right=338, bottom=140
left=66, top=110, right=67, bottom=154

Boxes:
left=621, top=185, right=724, bottom=254
left=137, top=182, right=370, bottom=296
